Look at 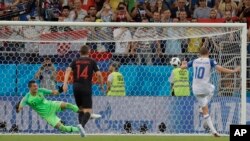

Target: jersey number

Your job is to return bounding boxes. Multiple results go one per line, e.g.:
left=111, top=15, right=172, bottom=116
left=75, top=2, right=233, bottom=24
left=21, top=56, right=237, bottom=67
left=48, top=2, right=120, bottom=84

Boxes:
left=195, top=67, right=205, bottom=79
left=77, top=65, right=89, bottom=79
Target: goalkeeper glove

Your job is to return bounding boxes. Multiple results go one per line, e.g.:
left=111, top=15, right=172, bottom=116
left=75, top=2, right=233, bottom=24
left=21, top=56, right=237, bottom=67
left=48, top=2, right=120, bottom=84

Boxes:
left=15, top=100, right=21, bottom=113
left=58, top=85, right=64, bottom=93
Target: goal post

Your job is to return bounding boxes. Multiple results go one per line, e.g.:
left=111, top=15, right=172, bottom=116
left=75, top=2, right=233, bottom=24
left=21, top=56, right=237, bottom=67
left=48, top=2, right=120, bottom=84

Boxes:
left=240, top=24, right=247, bottom=125
left=0, top=21, right=247, bottom=134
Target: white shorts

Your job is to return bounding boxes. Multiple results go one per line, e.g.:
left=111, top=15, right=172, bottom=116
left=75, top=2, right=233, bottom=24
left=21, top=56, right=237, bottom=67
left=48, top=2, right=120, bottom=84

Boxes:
left=193, top=83, right=215, bottom=96
left=194, top=94, right=213, bottom=107
left=193, top=83, right=215, bottom=107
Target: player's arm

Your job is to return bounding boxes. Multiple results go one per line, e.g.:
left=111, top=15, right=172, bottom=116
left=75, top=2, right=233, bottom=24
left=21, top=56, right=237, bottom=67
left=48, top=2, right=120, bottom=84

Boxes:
left=168, top=71, right=176, bottom=96
left=169, top=71, right=174, bottom=93
left=39, top=88, right=63, bottom=95
left=64, top=67, right=72, bottom=85
left=215, top=65, right=240, bottom=74
left=96, top=71, right=104, bottom=90
left=93, top=61, right=104, bottom=90
left=63, top=67, right=72, bottom=92
left=51, top=87, right=64, bottom=95
left=106, top=81, right=111, bottom=94
left=209, top=59, right=240, bottom=73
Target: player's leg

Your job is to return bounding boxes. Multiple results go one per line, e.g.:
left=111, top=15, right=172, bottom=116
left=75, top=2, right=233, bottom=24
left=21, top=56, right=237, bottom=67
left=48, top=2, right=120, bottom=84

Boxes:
left=73, top=83, right=94, bottom=127
left=54, top=119, right=85, bottom=137
left=73, top=85, right=85, bottom=125
left=52, top=101, right=82, bottom=125
left=202, top=105, right=219, bottom=137
left=45, top=103, right=85, bottom=137
left=73, top=84, right=100, bottom=127
left=79, top=94, right=92, bottom=128
left=196, top=94, right=219, bottom=137
left=198, top=84, right=214, bottom=113
left=205, top=85, right=219, bottom=136
left=59, top=102, right=100, bottom=122
left=73, top=84, right=88, bottom=125
left=55, top=121, right=80, bottom=133
left=60, top=102, right=79, bottom=113
left=45, top=115, right=81, bottom=134
left=198, top=93, right=213, bottom=114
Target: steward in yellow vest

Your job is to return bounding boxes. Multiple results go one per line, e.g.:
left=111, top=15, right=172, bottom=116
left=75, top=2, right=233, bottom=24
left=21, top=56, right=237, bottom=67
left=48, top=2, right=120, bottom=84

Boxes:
left=169, top=57, right=190, bottom=96
left=107, top=62, right=126, bottom=96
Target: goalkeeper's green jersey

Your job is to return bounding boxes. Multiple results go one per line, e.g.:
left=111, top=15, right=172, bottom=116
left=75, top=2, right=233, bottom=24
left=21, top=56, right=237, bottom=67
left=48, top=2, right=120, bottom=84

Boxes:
left=20, top=88, right=55, bottom=118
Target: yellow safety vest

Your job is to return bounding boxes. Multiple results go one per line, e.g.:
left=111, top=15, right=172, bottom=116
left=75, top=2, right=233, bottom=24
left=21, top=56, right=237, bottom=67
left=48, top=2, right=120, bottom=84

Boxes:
left=173, top=68, right=190, bottom=96
left=107, top=72, right=126, bottom=96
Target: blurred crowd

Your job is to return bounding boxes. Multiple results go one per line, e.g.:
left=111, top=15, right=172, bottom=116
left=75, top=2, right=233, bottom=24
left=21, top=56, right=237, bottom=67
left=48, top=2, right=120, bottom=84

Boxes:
left=0, top=0, right=249, bottom=25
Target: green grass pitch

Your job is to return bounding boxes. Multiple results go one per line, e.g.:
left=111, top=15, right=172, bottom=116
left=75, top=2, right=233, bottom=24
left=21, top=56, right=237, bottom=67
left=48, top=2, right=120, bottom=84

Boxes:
left=0, top=135, right=229, bottom=141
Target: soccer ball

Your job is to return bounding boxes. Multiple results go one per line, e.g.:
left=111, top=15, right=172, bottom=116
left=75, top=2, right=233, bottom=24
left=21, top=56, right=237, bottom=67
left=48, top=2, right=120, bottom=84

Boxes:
left=170, top=57, right=181, bottom=67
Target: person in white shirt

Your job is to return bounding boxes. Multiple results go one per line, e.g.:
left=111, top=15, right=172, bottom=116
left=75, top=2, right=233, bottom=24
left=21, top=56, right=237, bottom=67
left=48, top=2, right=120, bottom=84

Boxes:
left=113, top=27, right=132, bottom=54
left=70, top=0, right=87, bottom=22
left=193, top=0, right=211, bottom=19
left=161, top=9, right=173, bottom=22
left=59, top=6, right=74, bottom=22
left=133, top=18, right=161, bottom=65
left=113, top=27, right=133, bottom=64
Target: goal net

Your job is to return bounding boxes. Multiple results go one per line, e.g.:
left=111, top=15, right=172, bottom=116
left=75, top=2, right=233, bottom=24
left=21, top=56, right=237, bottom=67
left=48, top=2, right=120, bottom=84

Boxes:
left=0, top=22, right=247, bottom=135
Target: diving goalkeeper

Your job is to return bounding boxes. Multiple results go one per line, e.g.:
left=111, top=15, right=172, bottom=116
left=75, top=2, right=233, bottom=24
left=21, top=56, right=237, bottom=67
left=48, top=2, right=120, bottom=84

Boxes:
left=16, top=80, right=85, bottom=137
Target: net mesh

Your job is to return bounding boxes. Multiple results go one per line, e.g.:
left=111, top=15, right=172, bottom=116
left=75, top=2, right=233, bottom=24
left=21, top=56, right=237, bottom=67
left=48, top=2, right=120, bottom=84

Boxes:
left=0, top=22, right=245, bottom=134
left=0, top=23, right=242, bottom=43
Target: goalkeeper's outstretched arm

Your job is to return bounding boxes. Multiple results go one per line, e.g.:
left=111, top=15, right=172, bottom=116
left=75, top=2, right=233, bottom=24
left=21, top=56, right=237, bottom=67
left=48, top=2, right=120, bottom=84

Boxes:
left=39, top=87, right=64, bottom=95
left=51, top=89, right=62, bottom=95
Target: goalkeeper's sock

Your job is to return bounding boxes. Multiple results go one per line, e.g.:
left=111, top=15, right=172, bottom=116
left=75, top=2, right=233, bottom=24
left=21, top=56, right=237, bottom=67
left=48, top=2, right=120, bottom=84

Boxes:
left=204, top=114, right=217, bottom=134
left=81, top=112, right=91, bottom=128
left=59, top=125, right=79, bottom=133
left=66, top=103, right=79, bottom=113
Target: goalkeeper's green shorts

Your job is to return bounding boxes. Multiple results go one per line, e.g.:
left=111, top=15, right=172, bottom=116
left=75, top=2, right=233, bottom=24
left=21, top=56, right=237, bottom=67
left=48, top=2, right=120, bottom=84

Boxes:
left=43, top=101, right=62, bottom=127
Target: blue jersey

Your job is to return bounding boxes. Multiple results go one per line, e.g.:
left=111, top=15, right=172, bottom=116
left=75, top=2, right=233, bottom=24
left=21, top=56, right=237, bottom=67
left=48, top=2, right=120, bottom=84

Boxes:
left=188, top=57, right=217, bottom=94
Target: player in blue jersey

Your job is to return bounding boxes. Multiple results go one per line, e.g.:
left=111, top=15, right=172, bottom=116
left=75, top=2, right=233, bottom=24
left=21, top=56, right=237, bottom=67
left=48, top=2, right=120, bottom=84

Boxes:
left=181, top=47, right=240, bottom=137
